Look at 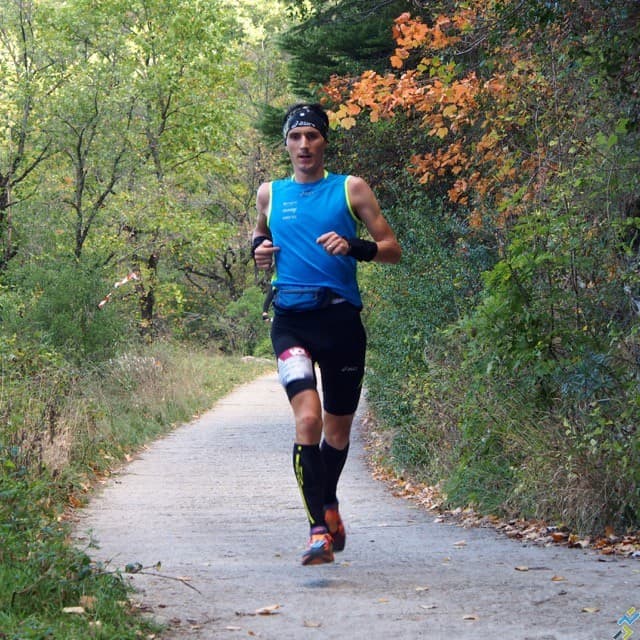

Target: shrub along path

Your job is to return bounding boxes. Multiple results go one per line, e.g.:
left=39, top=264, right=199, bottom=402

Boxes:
left=75, top=373, right=638, bottom=639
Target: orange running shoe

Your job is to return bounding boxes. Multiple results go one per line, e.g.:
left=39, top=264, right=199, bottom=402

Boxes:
left=324, top=505, right=346, bottom=552
left=301, top=530, right=334, bottom=566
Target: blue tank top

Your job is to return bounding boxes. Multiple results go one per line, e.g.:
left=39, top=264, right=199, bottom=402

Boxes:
left=267, top=172, right=363, bottom=309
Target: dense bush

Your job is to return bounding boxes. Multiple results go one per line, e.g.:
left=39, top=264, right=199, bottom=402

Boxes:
left=327, top=0, right=640, bottom=536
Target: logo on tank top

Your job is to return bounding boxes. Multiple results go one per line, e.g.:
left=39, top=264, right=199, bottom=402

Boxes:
left=282, top=200, right=297, bottom=220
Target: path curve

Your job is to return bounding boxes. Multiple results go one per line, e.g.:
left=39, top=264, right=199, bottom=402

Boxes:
left=75, top=373, right=638, bottom=639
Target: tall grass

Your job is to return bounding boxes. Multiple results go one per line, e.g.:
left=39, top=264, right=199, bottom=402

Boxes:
left=0, top=341, right=272, bottom=639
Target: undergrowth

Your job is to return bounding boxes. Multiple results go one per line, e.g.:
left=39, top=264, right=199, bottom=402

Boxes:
left=0, top=341, right=272, bottom=639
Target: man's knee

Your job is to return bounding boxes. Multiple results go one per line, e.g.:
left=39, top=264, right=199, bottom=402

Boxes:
left=296, top=411, right=323, bottom=443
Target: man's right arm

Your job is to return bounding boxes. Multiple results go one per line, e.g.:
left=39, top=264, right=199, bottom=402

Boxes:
left=252, top=182, right=279, bottom=270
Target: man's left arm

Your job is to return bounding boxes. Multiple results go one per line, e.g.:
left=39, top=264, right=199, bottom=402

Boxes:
left=347, top=176, right=401, bottom=264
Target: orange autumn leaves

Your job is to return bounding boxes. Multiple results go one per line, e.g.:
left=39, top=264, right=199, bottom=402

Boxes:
left=324, top=8, right=551, bottom=229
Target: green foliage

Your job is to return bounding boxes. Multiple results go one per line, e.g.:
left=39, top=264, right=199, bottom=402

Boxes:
left=363, top=188, right=494, bottom=474
left=307, top=0, right=640, bottom=534
left=1, top=0, right=289, bottom=344
left=0, top=439, right=160, bottom=638
left=278, top=0, right=410, bottom=98
left=219, top=286, right=273, bottom=355
left=0, top=343, right=271, bottom=636
left=3, top=258, right=132, bottom=363
left=171, top=283, right=273, bottom=355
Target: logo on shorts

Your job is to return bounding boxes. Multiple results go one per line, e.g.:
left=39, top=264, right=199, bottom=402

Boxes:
left=280, top=347, right=309, bottom=360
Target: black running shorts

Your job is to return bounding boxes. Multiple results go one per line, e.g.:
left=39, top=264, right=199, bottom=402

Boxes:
left=270, top=302, right=366, bottom=416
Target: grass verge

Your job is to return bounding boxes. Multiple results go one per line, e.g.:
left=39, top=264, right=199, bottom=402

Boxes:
left=0, top=342, right=273, bottom=639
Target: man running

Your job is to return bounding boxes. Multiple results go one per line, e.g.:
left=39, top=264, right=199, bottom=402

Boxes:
left=252, top=103, right=401, bottom=565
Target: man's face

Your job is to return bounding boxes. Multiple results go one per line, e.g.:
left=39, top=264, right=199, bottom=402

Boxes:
left=285, top=126, right=327, bottom=175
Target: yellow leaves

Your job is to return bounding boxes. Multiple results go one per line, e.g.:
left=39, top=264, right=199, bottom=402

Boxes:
left=452, top=8, right=477, bottom=32
left=434, top=126, right=449, bottom=139
left=320, top=5, right=553, bottom=232
left=392, top=12, right=463, bottom=58
left=329, top=102, right=362, bottom=130
left=477, top=130, right=500, bottom=152
left=392, top=13, right=429, bottom=49
left=448, top=179, right=469, bottom=205
left=442, top=104, right=458, bottom=118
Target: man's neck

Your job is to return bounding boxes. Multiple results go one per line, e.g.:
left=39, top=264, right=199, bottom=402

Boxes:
left=292, top=167, right=326, bottom=184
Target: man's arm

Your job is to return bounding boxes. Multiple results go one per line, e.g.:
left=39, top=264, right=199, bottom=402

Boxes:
left=252, top=182, right=279, bottom=270
left=347, top=176, right=401, bottom=264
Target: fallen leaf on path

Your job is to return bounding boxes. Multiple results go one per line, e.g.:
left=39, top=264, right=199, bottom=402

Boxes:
left=453, top=540, right=467, bottom=547
left=68, top=494, right=83, bottom=508
left=551, top=575, right=566, bottom=582
left=420, top=604, right=438, bottom=610
left=415, top=586, right=430, bottom=592
left=360, top=431, right=640, bottom=558
left=515, top=566, right=529, bottom=571
left=581, top=607, right=600, bottom=613
left=304, top=620, right=322, bottom=628
left=568, top=535, right=591, bottom=549
left=463, top=614, right=479, bottom=620
left=256, top=604, right=281, bottom=615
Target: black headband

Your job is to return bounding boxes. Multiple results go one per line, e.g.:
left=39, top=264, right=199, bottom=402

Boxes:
left=282, top=106, right=329, bottom=141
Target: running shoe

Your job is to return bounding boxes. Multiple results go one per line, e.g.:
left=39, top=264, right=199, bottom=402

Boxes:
left=324, top=505, right=346, bottom=552
left=301, top=530, right=334, bottom=566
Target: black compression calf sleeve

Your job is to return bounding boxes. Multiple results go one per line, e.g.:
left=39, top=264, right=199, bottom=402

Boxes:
left=320, top=440, right=349, bottom=506
left=293, top=443, right=327, bottom=530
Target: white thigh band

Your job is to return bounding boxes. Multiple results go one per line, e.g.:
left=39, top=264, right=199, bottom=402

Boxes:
left=277, top=347, right=314, bottom=387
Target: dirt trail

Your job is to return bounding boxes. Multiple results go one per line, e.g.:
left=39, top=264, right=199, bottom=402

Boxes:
left=75, top=373, right=639, bottom=640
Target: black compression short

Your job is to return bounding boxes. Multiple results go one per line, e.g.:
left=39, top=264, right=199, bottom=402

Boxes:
left=270, top=302, right=366, bottom=415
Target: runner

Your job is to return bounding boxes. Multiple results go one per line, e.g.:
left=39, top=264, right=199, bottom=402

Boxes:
left=252, top=103, right=401, bottom=565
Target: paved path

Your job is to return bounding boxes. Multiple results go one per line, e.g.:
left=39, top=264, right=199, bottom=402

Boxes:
left=75, top=373, right=639, bottom=639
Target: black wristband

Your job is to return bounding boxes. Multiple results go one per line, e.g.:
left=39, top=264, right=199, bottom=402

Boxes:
left=344, top=237, right=378, bottom=262
left=251, top=235, right=269, bottom=257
